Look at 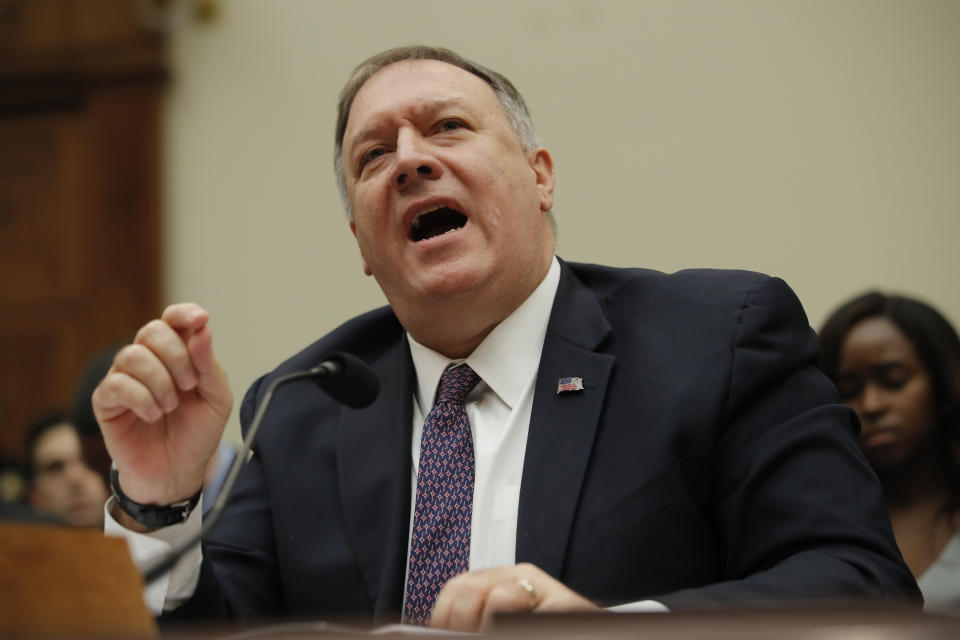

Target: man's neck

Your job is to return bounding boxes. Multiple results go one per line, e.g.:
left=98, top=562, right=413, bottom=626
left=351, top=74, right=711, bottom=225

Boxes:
left=401, top=256, right=556, bottom=360
left=412, top=320, right=498, bottom=360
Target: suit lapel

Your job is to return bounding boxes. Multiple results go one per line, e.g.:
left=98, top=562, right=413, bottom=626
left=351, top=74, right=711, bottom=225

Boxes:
left=336, top=337, right=414, bottom=618
left=516, top=262, right=614, bottom=579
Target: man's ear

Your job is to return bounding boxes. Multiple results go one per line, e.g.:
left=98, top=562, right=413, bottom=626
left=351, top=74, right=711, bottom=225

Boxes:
left=349, top=221, right=373, bottom=276
left=529, top=148, right=555, bottom=212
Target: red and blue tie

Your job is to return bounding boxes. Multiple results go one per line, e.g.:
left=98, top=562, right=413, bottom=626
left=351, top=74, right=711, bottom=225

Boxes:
left=403, top=364, right=481, bottom=626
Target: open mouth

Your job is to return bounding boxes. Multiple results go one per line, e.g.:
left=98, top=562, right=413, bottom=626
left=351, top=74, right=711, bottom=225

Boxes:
left=409, top=206, right=468, bottom=242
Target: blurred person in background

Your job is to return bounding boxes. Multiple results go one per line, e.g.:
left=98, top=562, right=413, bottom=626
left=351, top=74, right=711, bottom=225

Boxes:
left=820, top=292, right=960, bottom=613
left=71, top=344, right=125, bottom=487
left=26, top=412, right=109, bottom=528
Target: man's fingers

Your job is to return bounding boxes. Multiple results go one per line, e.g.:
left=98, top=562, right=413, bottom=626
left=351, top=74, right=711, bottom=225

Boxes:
left=97, top=303, right=230, bottom=428
left=185, top=325, right=233, bottom=413
left=430, top=572, right=485, bottom=632
left=160, top=304, right=230, bottom=406
left=479, top=582, right=535, bottom=632
left=160, top=302, right=209, bottom=332
left=429, top=564, right=600, bottom=632
left=134, top=319, right=199, bottom=392
left=186, top=324, right=222, bottom=382
left=431, top=568, right=539, bottom=632
left=113, top=344, right=180, bottom=413
left=93, top=370, right=165, bottom=424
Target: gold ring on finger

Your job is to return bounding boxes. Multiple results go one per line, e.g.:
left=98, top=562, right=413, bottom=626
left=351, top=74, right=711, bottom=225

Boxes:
left=516, top=577, right=537, bottom=609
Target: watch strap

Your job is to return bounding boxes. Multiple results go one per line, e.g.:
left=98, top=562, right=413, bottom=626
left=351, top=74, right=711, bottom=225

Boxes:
left=109, top=462, right=202, bottom=529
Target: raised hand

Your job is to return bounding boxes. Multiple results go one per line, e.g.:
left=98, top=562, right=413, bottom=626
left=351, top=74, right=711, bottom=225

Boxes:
left=93, top=303, right=233, bottom=513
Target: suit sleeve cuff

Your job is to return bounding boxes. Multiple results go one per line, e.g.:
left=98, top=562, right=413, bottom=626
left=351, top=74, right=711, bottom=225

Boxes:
left=607, top=600, right=670, bottom=613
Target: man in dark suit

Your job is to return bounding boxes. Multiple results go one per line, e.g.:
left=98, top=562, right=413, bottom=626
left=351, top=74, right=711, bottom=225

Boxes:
left=93, top=46, right=919, bottom=631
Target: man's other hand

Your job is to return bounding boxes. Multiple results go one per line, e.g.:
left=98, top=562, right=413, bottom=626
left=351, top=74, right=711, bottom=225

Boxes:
left=430, top=562, right=603, bottom=632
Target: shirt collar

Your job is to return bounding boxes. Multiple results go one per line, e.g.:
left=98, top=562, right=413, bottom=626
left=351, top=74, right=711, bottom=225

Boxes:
left=408, top=257, right=561, bottom=412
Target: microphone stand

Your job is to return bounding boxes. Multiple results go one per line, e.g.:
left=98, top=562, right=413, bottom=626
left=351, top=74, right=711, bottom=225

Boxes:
left=142, top=363, right=343, bottom=585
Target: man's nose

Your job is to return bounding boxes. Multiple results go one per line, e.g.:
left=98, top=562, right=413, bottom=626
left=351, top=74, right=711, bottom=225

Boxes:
left=64, top=459, right=91, bottom=483
left=392, top=130, right=442, bottom=190
left=63, top=465, right=84, bottom=487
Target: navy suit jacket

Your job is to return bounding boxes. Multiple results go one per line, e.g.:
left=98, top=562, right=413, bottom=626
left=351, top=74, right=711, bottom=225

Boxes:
left=181, top=260, right=919, bottom=621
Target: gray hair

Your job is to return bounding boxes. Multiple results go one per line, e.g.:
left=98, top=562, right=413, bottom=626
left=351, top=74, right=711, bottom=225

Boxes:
left=334, top=45, right=553, bottom=233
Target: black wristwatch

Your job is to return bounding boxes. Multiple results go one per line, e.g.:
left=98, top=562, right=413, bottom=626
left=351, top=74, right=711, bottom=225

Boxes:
left=109, top=462, right=202, bottom=529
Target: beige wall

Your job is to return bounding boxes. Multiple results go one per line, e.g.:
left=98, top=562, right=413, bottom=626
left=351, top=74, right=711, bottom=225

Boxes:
left=164, top=0, right=960, bottom=440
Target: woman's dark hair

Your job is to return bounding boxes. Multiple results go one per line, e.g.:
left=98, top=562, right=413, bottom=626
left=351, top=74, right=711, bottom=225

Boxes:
left=818, top=292, right=960, bottom=511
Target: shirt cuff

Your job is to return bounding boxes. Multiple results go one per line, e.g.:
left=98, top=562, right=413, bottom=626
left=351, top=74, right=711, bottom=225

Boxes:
left=607, top=600, right=670, bottom=613
left=103, top=495, right=204, bottom=614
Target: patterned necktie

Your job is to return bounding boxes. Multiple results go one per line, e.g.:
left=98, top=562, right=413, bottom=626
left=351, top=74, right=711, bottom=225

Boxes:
left=404, top=364, right=482, bottom=626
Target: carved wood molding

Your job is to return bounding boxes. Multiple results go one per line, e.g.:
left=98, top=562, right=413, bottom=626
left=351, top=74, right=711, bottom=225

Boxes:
left=0, top=0, right=168, bottom=115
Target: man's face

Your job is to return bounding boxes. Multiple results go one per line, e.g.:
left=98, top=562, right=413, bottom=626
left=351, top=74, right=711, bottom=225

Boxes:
left=30, top=423, right=108, bottom=528
left=342, top=60, right=555, bottom=335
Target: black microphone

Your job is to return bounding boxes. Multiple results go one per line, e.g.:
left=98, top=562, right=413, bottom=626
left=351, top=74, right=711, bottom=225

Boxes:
left=309, top=351, right=379, bottom=409
left=141, top=351, right=378, bottom=585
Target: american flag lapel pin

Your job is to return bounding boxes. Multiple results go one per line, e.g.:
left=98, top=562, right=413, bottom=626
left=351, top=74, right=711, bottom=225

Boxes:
left=557, top=377, right=584, bottom=394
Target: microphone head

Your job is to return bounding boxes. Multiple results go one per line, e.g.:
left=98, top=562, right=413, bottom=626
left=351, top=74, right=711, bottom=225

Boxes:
left=313, top=351, right=379, bottom=409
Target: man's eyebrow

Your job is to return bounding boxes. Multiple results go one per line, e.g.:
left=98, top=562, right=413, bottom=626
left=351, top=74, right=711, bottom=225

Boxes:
left=39, top=459, right=66, bottom=472
left=346, top=98, right=468, bottom=153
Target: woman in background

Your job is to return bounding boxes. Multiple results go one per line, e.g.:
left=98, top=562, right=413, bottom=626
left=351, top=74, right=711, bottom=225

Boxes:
left=819, top=292, right=960, bottom=613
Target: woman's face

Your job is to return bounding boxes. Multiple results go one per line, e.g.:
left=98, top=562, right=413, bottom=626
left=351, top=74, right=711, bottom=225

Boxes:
left=835, top=316, right=939, bottom=471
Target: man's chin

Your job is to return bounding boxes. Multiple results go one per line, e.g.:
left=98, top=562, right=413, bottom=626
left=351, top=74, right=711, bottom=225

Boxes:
left=66, top=505, right=102, bottom=528
left=381, top=257, right=487, bottom=302
left=416, top=270, right=488, bottom=305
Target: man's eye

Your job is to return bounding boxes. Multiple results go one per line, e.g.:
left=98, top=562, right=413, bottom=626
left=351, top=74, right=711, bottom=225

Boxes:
left=437, top=119, right=464, bottom=132
left=360, top=147, right=386, bottom=169
left=40, top=461, right=66, bottom=476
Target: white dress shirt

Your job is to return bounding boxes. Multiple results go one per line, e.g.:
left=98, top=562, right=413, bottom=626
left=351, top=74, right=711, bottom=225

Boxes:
left=406, top=256, right=561, bottom=574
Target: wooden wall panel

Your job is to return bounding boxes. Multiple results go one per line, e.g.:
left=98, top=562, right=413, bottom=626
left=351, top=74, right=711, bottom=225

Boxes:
left=0, top=116, right=86, bottom=304
left=0, top=0, right=166, bottom=462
